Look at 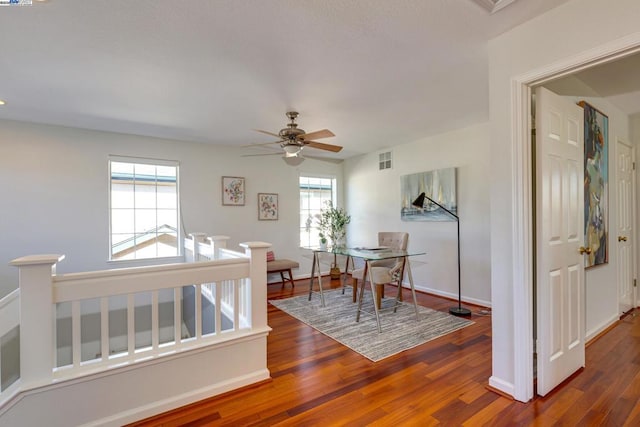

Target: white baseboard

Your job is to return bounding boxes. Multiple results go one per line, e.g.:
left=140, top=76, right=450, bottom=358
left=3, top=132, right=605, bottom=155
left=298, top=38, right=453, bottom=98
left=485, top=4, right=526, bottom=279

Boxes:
left=91, top=369, right=270, bottom=426
left=586, top=313, right=620, bottom=342
left=0, top=333, right=269, bottom=427
left=488, top=376, right=515, bottom=399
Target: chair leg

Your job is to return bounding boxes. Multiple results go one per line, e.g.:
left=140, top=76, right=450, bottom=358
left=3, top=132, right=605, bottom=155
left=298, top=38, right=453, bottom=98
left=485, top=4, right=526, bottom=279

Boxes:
left=352, top=279, right=358, bottom=303
left=287, top=269, right=295, bottom=287
left=280, top=269, right=295, bottom=288
left=376, top=284, right=384, bottom=309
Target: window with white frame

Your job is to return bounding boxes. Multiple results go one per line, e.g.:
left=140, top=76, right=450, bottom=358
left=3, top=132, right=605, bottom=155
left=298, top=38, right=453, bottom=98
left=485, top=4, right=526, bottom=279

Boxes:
left=109, top=158, right=180, bottom=261
left=299, top=175, right=336, bottom=248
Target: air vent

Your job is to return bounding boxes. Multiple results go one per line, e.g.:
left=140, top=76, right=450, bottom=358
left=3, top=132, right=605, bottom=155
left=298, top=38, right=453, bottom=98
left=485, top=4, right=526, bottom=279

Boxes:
left=379, top=151, right=392, bottom=170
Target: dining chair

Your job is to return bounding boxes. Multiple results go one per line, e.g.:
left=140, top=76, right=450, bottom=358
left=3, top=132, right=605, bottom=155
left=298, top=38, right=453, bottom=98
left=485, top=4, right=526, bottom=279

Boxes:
left=350, top=231, right=409, bottom=307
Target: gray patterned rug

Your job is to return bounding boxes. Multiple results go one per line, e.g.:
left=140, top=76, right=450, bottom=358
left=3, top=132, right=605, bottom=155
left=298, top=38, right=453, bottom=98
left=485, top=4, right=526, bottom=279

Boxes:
left=269, top=288, right=473, bottom=362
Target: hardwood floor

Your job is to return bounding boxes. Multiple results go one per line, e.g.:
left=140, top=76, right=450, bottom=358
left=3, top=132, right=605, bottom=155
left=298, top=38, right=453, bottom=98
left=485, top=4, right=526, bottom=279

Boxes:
left=129, top=278, right=640, bottom=426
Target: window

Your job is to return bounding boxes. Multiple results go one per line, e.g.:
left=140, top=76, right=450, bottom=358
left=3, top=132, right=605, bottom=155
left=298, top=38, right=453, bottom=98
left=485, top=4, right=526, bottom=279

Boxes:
left=109, top=158, right=180, bottom=261
left=299, top=175, right=336, bottom=248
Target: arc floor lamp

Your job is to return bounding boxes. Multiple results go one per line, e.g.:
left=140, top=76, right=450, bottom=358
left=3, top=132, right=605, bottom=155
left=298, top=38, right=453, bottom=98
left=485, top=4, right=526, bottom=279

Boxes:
left=412, top=192, right=471, bottom=316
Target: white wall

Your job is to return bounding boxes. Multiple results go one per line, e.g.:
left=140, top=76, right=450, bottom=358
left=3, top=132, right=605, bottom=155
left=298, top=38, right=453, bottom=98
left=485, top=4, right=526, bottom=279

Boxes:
left=0, top=119, right=343, bottom=298
left=344, top=122, right=491, bottom=306
left=489, top=0, right=640, bottom=401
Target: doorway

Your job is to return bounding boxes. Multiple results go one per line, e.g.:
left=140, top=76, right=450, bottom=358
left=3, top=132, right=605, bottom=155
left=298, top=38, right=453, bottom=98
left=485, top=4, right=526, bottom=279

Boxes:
left=510, top=37, right=640, bottom=401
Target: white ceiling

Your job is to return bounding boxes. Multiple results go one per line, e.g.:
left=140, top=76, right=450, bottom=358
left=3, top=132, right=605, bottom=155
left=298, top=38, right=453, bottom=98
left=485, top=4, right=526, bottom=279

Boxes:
left=0, top=0, right=569, bottom=158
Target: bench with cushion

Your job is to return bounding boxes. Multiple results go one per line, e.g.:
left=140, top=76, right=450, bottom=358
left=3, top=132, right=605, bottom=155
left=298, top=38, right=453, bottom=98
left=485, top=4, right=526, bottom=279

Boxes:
left=266, top=250, right=299, bottom=288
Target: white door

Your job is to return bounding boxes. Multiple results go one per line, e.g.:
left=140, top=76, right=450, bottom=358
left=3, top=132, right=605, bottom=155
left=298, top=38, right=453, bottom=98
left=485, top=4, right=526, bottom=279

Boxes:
left=535, top=87, right=585, bottom=396
left=616, top=139, right=635, bottom=314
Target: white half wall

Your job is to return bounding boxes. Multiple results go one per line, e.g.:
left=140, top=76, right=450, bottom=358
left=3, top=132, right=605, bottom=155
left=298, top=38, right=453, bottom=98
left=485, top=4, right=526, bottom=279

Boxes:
left=0, top=119, right=343, bottom=297
left=489, top=0, right=640, bottom=401
left=344, top=122, right=491, bottom=307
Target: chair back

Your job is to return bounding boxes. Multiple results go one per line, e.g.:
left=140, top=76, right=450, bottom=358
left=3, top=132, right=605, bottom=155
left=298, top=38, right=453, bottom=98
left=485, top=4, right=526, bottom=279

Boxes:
left=373, top=232, right=409, bottom=268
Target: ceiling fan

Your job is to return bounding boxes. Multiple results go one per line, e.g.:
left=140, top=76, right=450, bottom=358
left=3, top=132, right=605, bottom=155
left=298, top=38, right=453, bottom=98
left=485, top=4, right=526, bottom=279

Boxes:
left=245, top=111, right=342, bottom=165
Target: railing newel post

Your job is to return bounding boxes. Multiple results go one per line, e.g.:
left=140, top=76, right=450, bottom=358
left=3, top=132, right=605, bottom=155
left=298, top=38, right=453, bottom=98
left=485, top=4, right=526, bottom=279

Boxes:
left=10, top=254, right=64, bottom=389
left=207, top=235, right=230, bottom=259
left=187, top=232, right=207, bottom=261
left=239, top=242, right=270, bottom=329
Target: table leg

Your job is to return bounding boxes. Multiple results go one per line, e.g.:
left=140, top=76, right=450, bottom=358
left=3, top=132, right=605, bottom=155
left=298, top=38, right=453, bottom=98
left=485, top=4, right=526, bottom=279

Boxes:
left=367, top=261, right=382, bottom=333
left=308, top=251, right=326, bottom=306
left=308, top=251, right=316, bottom=301
left=406, top=258, right=419, bottom=319
left=341, top=255, right=351, bottom=296
left=355, top=262, right=368, bottom=322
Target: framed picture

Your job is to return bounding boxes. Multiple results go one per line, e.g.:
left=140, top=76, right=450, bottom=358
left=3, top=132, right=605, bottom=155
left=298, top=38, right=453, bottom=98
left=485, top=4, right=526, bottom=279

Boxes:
left=222, top=176, right=245, bottom=206
left=579, top=101, right=609, bottom=268
left=258, top=193, right=278, bottom=220
left=400, top=168, right=457, bottom=221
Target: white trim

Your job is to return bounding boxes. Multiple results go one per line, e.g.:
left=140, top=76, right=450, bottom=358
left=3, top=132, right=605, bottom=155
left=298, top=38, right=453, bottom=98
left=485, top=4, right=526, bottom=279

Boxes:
left=88, top=369, right=270, bottom=427
left=510, top=32, right=640, bottom=402
left=488, top=375, right=515, bottom=397
left=108, top=155, right=179, bottom=167
left=585, top=314, right=619, bottom=342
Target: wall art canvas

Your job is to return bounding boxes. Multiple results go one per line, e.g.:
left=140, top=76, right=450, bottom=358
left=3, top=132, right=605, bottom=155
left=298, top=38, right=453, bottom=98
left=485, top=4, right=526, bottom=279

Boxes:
left=222, top=176, right=245, bottom=206
left=580, top=101, right=608, bottom=268
left=258, top=193, right=278, bottom=220
left=400, top=168, right=457, bottom=221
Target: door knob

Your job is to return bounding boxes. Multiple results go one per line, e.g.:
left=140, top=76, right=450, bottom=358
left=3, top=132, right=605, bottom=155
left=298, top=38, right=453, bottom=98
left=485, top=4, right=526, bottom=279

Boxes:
left=579, top=246, right=592, bottom=255
left=618, top=236, right=628, bottom=242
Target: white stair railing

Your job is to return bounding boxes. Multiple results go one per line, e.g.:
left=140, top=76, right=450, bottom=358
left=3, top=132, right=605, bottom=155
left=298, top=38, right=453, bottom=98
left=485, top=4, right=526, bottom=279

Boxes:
left=0, top=239, right=271, bottom=426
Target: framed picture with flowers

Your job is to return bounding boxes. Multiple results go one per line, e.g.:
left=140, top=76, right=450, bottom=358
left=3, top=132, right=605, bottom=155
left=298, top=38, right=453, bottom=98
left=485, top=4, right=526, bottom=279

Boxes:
left=258, top=193, right=278, bottom=220
left=222, top=176, right=245, bottom=206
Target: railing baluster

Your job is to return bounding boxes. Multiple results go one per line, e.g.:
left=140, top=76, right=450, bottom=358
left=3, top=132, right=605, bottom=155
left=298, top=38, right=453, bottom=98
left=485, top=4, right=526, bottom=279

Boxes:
left=127, top=294, right=135, bottom=354
left=100, top=297, right=109, bottom=361
left=195, top=284, right=202, bottom=339
left=233, top=280, right=240, bottom=332
left=215, top=282, right=222, bottom=335
left=72, top=300, right=81, bottom=367
left=174, top=287, right=182, bottom=344
left=152, top=290, right=159, bottom=350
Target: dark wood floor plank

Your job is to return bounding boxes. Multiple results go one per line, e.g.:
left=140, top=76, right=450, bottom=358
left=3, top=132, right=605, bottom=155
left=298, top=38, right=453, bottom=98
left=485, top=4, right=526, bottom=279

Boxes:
left=129, top=277, right=640, bottom=426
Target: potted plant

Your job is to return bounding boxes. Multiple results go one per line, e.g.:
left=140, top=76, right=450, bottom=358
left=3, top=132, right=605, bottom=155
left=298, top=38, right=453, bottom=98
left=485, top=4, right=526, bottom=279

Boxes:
left=317, top=201, right=351, bottom=279
left=317, top=201, right=351, bottom=249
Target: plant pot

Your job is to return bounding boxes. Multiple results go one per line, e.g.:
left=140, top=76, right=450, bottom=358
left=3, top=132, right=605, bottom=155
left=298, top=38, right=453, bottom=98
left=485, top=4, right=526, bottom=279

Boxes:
left=330, top=265, right=341, bottom=280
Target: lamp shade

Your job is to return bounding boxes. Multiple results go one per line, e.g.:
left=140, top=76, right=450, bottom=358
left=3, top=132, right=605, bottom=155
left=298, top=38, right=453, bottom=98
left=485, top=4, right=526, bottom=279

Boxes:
left=283, top=144, right=302, bottom=155
left=412, top=192, right=426, bottom=208
left=282, top=155, right=305, bottom=166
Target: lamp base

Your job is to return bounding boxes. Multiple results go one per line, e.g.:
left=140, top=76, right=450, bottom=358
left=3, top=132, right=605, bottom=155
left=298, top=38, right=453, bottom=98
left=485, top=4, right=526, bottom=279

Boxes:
left=449, top=306, right=472, bottom=316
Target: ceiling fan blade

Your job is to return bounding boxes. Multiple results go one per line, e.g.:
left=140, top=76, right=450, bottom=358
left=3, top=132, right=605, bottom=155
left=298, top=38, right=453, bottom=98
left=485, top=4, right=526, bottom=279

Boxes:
left=253, top=129, right=281, bottom=138
left=241, top=140, right=282, bottom=148
left=301, top=129, right=335, bottom=140
left=241, top=152, right=282, bottom=157
left=303, top=155, right=344, bottom=164
left=305, top=141, right=343, bottom=152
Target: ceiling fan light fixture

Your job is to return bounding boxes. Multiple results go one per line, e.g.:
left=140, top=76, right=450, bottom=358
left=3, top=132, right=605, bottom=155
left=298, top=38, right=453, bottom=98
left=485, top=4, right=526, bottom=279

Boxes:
left=282, top=155, right=304, bottom=166
left=283, top=144, right=302, bottom=155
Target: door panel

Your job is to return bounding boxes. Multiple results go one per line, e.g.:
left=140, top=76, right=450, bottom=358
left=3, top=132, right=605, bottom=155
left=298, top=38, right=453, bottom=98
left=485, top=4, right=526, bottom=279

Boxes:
left=535, top=87, right=585, bottom=396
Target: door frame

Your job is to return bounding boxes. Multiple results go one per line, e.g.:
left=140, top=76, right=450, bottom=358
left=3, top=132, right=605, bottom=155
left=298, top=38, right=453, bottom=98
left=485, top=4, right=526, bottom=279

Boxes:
left=510, top=35, right=640, bottom=402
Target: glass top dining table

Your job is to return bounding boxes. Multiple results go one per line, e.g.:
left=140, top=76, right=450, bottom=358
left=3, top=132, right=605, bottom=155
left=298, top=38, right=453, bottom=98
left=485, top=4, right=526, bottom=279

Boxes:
left=308, top=246, right=426, bottom=332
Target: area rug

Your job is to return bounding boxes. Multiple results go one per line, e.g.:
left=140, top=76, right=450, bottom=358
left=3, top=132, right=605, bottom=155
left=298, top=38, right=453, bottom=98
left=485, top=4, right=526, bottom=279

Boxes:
left=269, top=288, right=473, bottom=362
